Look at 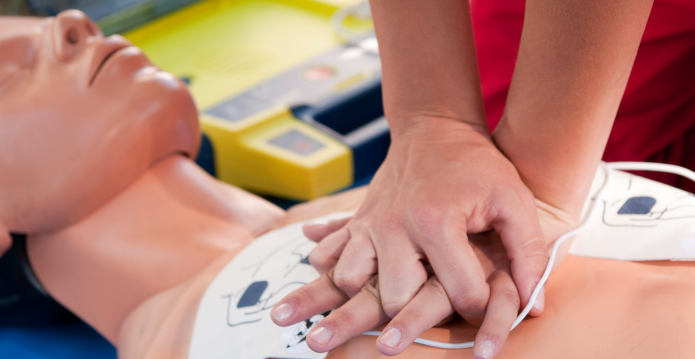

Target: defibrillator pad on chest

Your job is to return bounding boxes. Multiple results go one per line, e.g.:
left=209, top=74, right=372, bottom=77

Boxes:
left=188, top=213, right=353, bottom=359
left=570, top=168, right=695, bottom=261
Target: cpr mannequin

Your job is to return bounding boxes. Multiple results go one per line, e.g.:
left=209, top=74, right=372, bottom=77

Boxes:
left=0, top=8, right=366, bottom=341
left=0, top=7, right=368, bottom=347
left=3, top=10, right=695, bottom=359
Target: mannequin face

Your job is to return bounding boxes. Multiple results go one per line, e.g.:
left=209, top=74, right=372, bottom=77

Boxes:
left=0, top=10, right=199, bottom=233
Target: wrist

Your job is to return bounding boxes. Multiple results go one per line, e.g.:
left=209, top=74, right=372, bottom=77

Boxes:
left=388, top=115, right=491, bottom=145
left=493, top=118, right=588, bottom=222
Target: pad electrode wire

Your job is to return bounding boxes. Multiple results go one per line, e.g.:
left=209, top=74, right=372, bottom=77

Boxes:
left=363, top=162, right=695, bottom=349
left=330, top=1, right=379, bottom=54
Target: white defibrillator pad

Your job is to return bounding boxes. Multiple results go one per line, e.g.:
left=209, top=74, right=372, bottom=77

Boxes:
left=188, top=212, right=353, bottom=359
left=570, top=167, right=695, bottom=261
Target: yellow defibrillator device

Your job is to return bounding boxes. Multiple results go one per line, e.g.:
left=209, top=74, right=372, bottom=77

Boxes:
left=125, top=0, right=387, bottom=200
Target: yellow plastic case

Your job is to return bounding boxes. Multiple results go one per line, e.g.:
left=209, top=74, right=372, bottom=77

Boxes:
left=125, top=0, right=372, bottom=200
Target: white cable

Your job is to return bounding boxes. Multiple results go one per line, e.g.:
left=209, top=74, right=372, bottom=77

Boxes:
left=330, top=1, right=379, bottom=54
left=330, top=1, right=371, bottom=45
left=606, top=161, right=695, bottom=180
left=361, top=161, right=695, bottom=349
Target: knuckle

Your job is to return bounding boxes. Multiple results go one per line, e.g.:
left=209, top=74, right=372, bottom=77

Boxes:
left=381, top=293, right=412, bottom=318
left=495, top=286, right=521, bottom=308
left=382, top=302, right=406, bottom=318
left=321, top=272, right=344, bottom=294
left=466, top=213, right=490, bottom=233
left=516, top=238, right=549, bottom=261
left=424, top=278, right=449, bottom=301
left=521, top=245, right=550, bottom=266
left=359, top=281, right=382, bottom=306
left=333, top=271, right=366, bottom=294
left=450, top=288, right=488, bottom=316
left=328, top=306, right=358, bottom=329
left=308, top=249, right=332, bottom=272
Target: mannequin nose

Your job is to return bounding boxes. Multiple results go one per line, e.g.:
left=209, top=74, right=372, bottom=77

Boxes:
left=53, top=10, right=102, bottom=62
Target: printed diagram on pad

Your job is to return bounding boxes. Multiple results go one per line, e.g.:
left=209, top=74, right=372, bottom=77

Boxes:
left=280, top=311, right=331, bottom=354
left=600, top=174, right=695, bottom=228
left=222, top=238, right=316, bottom=327
left=570, top=169, right=695, bottom=261
left=188, top=214, right=351, bottom=359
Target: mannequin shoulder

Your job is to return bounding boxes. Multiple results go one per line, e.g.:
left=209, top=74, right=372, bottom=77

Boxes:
left=117, top=250, right=239, bottom=359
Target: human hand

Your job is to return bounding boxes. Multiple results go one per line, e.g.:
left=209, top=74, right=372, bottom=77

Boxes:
left=303, top=118, right=548, bottom=326
left=272, top=201, right=576, bottom=357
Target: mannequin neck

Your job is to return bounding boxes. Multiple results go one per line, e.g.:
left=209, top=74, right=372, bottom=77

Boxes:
left=25, top=154, right=284, bottom=342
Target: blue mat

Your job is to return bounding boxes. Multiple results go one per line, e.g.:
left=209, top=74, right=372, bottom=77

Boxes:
left=0, top=321, right=116, bottom=359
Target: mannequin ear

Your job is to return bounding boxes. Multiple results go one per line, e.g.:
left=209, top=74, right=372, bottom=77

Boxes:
left=0, top=222, right=10, bottom=257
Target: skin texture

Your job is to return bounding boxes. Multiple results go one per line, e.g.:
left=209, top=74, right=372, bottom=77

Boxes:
left=28, top=156, right=284, bottom=342
left=325, top=257, right=695, bottom=359
left=494, top=0, right=655, bottom=219
left=301, top=2, right=550, bottom=357
left=0, top=11, right=198, bottom=237
left=273, top=199, right=576, bottom=357
left=294, top=0, right=655, bottom=357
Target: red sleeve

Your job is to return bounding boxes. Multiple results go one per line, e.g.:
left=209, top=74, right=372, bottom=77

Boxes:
left=471, top=0, right=695, bottom=191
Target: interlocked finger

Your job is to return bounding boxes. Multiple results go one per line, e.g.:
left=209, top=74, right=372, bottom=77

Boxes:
left=333, top=233, right=378, bottom=297
left=472, top=269, right=521, bottom=359
left=375, top=276, right=455, bottom=356
left=308, top=227, right=351, bottom=274
left=305, top=277, right=390, bottom=353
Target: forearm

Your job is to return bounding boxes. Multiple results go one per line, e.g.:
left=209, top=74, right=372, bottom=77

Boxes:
left=370, top=0, right=487, bottom=137
left=493, top=0, right=654, bottom=218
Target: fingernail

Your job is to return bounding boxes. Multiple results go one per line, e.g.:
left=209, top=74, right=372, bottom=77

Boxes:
left=308, top=326, right=332, bottom=345
left=474, top=340, right=495, bottom=359
left=533, top=287, right=545, bottom=312
left=271, top=303, right=293, bottom=323
left=379, top=327, right=402, bottom=348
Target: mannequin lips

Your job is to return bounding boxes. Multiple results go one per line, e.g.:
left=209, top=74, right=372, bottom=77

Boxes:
left=88, top=37, right=131, bottom=86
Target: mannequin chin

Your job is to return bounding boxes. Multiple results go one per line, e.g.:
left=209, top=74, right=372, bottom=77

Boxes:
left=0, top=10, right=198, bottom=235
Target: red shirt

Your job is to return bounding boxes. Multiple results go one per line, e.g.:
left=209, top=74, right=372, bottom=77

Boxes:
left=472, top=0, right=695, bottom=192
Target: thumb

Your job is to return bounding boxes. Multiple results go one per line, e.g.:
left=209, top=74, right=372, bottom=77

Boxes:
left=494, top=198, right=549, bottom=317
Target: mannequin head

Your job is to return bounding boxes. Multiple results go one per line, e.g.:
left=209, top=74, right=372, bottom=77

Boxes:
left=0, top=10, right=199, bottom=234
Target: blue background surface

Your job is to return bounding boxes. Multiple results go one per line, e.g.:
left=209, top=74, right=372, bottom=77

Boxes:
left=0, top=321, right=116, bottom=359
